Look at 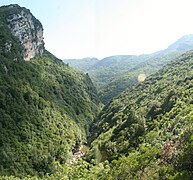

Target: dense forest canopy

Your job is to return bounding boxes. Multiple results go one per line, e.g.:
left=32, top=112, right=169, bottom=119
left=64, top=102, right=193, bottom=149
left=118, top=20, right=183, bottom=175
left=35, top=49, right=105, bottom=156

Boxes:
left=0, top=4, right=101, bottom=177
left=1, top=3, right=193, bottom=180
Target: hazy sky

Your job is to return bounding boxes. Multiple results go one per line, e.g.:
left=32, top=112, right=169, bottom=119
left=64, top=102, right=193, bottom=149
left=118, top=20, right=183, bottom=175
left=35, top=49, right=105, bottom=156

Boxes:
left=1, top=0, right=193, bottom=59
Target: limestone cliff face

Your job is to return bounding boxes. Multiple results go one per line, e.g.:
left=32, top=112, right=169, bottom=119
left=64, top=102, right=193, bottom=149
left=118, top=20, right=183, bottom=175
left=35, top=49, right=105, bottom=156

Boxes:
left=6, top=5, right=45, bottom=60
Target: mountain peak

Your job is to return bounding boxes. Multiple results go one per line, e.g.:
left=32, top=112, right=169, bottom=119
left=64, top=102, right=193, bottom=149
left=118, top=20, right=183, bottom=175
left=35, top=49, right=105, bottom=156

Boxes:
left=167, top=34, right=193, bottom=51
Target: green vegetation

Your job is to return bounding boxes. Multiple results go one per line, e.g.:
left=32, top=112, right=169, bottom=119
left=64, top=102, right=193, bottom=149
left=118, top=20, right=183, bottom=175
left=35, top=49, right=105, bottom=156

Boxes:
left=98, top=38, right=193, bottom=104
left=86, top=50, right=193, bottom=179
left=0, top=51, right=101, bottom=177
left=4, top=46, right=193, bottom=180
left=2, top=4, right=193, bottom=180
left=99, top=48, right=183, bottom=104
left=0, top=5, right=101, bottom=177
left=64, top=55, right=153, bottom=90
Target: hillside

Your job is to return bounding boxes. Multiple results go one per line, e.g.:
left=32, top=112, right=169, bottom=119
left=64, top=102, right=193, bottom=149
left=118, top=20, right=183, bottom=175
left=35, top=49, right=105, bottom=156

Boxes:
left=19, top=46, right=193, bottom=180
left=0, top=4, right=101, bottom=177
left=84, top=50, right=193, bottom=179
left=2, top=3, right=193, bottom=180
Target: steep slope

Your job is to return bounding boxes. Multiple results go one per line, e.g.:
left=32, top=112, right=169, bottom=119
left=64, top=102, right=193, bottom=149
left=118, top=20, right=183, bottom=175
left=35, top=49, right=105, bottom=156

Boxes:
left=0, top=4, right=44, bottom=61
left=0, top=4, right=101, bottom=177
left=99, top=34, right=193, bottom=104
left=84, top=50, right=193, bottom=179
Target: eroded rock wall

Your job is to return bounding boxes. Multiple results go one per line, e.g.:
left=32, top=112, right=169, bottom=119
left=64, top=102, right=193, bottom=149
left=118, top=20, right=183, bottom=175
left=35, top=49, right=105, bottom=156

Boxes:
left=6, top=6, right=44, bottom=60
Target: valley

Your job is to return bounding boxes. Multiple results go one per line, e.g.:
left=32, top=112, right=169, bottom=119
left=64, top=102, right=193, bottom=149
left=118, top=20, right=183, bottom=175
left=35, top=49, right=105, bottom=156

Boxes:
left=0, top=3, right=193, bottom=180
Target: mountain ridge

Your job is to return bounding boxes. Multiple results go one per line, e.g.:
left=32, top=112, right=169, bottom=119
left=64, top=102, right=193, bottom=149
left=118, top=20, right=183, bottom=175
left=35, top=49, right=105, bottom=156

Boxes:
left=99, top=34, right=193, bottom=103
left=64, top=34, right=193, bottom=104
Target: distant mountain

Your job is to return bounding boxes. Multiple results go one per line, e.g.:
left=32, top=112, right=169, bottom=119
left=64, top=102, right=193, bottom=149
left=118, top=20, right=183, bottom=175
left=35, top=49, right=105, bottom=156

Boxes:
left=63, top=34, right=193, bottom=104
left=65, top=55, right=155, bottom=89
left=99, top=34, right=193, bottom=104
left=166, top=34, right=193, bottom=51
left=88, top=55, right=156, bottom=89
left=63, top=57, right=99, bottom=72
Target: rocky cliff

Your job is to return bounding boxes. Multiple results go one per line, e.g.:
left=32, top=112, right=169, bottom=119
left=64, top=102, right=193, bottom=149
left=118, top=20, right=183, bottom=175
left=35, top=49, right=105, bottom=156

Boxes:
left=1, top=4, right=44, bottom=60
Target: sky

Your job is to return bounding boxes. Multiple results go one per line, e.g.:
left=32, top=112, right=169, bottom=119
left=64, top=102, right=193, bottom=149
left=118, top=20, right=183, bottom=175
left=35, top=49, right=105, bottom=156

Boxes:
left=1, top=0, right=193, bottom=59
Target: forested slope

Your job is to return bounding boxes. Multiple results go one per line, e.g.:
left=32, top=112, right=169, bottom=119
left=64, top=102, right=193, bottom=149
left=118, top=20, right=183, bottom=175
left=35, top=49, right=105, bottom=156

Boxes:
left=84, top=50, right=193, bottom=179
left=2, top=4, right=193, bottom=180
left=0, top=4, right=101, bottom=177
left=28, top=46, right=193, bottom=180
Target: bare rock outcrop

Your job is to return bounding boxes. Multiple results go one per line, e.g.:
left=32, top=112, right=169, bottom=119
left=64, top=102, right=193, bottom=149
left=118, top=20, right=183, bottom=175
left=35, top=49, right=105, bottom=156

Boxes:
left=6, top=5, right=45, bottom=60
